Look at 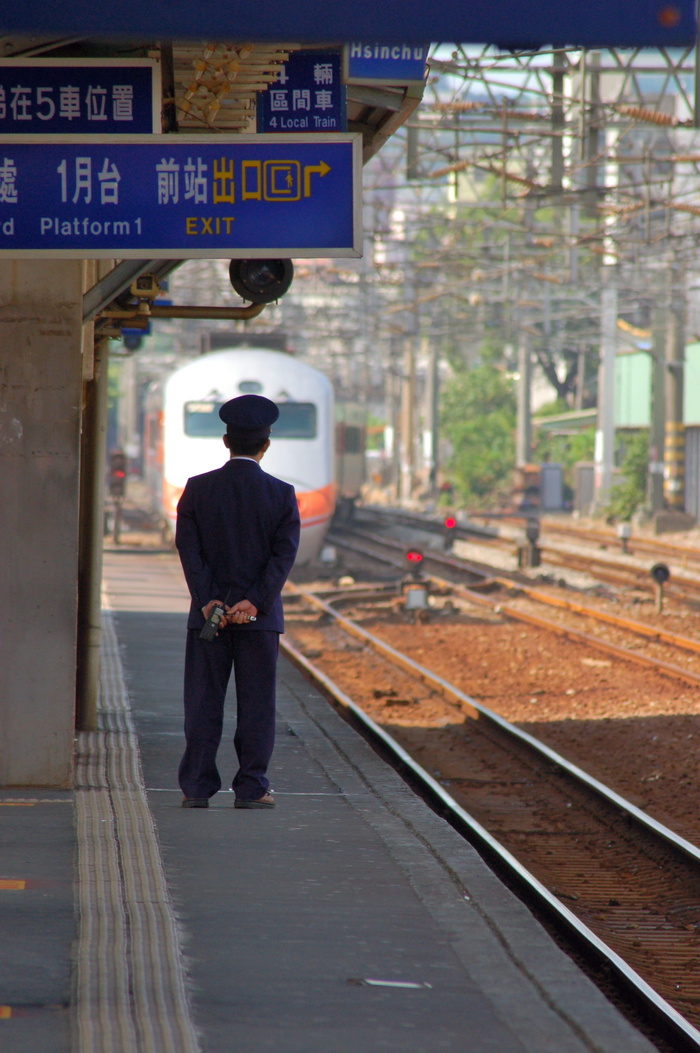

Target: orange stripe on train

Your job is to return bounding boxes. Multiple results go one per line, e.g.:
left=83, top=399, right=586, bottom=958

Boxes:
left=163, top=480, right=335, bottom=527
left=296, top=484, right=335, bottom=528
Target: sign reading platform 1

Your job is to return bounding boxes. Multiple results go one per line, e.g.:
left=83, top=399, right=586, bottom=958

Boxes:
left=0, top=134, right=362, bottom=258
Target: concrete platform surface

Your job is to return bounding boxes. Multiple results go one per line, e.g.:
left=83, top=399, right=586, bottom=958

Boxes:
left=0, top=549, right=659, bottom=1053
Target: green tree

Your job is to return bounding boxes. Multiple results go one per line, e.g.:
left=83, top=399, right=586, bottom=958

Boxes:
left=365, top=412, right=386, bottom=451
left=440, top=362, right=516, bottom=507
left=606, top=429, right=649, bottom=521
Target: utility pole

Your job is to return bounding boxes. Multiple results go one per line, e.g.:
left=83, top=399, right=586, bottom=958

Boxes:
left=389, top=348, right=401, bottom=500
left=594, top=283, right=617, bottom=508
left=516, top=333, right=532, bottom=466
left=399, top=337, right=416, bottom=502
left=584, top=51, right=601, bottom=219
left=424, top=335, right=439, bottom=495
left=663, top=258, right=686, bottom=511
left=648, top=304, right=666, bottom=513
left=550, top=49, right=565, bottom=202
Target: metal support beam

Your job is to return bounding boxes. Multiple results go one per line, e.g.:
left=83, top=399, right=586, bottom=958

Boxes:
left=83, top=259, right=183, bottom=323
left=100, top=302, right=267, bottom=322
left=76, top=337, right=110, bottom=732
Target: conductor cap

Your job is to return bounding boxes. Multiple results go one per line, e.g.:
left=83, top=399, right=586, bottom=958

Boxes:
left=219, top=393, right=279, bottom=439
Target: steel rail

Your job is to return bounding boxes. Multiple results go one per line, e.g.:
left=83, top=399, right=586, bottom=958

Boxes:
left=493, top=578, right=700, bottom=655
left=361, top=503, right=499, bottom=541
left=334, top=528, right=700, bottom=681
left=359, top=506, right=700, bottom=598
left=292, top=585, right=700, bottom=865
left=530, top=519, right=700, bottom=567
left=281, top=621, right=700, bottom=1053
left=530, top=546, right=700, bottom=598
left=330, top=528, right=700, bottom=687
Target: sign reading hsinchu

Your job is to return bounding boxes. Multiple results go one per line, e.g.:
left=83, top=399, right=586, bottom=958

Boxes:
left=343, top=43, right=428, bottom=85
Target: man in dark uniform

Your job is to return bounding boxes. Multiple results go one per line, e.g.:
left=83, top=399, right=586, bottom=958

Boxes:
left=175, top=393, right=300, bottom=809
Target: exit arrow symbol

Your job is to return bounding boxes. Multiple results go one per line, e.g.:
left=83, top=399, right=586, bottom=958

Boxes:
left=303, top=160, right=331, bottom=197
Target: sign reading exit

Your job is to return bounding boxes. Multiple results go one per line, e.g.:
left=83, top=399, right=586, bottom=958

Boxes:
left=0, top=134, right=362, bottom=258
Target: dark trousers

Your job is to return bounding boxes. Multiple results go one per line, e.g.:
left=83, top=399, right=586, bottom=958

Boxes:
left=178, top=628, right=279, bottom=801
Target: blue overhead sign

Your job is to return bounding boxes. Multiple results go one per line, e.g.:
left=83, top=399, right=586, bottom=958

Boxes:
left=344, top=44, right=427, bottom=85
left=0, top=1, right=693, bottom=47
left=0, top=134, right=362, bottom=258
left=0, top=59, right=159, bottom=134
left=257, top=50, right=345, bottom=134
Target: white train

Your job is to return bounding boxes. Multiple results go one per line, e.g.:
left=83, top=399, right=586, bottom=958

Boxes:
left=143, top=347, right=341, bottom=565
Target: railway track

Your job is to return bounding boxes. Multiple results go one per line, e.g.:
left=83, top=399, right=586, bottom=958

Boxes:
left=282, top=584, right=700, bottom=1050
left=358, top=506, right=700, bottom=605
left=330, top=524, right=700, bottom=689
left=481, top=514, right=700, bottom=573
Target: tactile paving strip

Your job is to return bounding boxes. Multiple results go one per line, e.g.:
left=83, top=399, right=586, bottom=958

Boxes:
left=74, top=607, right=200, bottom=1053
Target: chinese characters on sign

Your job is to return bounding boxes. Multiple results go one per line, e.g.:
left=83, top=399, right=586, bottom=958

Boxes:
left=0, top=59, right=159, bottom=134
left=0, top=157, right=17, bottom=203
left=257, top=50, right=345, bottom=133
left=0, top=135, right=361, bottom=257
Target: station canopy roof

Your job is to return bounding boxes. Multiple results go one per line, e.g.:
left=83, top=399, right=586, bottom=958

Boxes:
left=0, top=37, right=422, bottom=166
left=11, top=34, right=424, bottom=319
left=0, top=1, right=695, bottom=48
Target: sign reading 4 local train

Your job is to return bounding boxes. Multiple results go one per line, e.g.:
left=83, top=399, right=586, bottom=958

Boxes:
left=0, top=133, right=362, bottom=258
left=257, top=50, right=345, bottom=133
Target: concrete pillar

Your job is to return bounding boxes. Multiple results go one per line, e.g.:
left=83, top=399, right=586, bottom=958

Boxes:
left=0, top=260, right=84, bottom=786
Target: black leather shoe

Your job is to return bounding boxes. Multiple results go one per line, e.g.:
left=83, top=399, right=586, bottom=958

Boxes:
left=234, top=791, right=275, bottom=809
left=182, top=798, right=209, bottom=808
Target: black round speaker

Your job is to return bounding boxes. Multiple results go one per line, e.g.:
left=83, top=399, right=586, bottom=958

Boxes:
left=228, top=259, right=294, bottom=304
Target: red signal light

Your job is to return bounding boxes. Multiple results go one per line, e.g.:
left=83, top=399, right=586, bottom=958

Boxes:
left=444, top=516, right=456, bottom=529
left=406, top=550, right=423, bottom=564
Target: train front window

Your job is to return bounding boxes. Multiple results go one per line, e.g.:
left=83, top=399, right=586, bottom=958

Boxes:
left=184, top=402, right=225, bottom=437
left=274, top=403, right=316, bottom=439
left=184, top=400, right=317, bottom=439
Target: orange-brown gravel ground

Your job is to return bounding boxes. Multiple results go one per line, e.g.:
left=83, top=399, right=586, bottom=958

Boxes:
left=285, top=607, right=700, bottom=846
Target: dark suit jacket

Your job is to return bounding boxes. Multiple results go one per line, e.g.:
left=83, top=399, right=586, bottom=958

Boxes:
left=175, top=457, right=300, bottom=632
